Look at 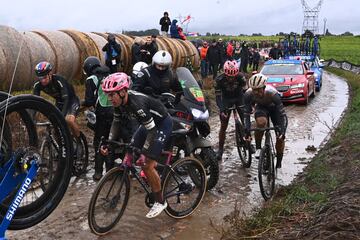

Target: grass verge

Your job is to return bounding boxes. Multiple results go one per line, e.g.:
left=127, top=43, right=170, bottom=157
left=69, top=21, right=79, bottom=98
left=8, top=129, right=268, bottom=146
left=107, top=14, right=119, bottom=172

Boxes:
left=223, top=67, right=360, bottom=239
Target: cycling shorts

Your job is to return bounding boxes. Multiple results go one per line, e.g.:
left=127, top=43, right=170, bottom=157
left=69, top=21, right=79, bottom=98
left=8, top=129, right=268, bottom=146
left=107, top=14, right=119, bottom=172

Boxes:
left=131, top=116, right=173, bottom=161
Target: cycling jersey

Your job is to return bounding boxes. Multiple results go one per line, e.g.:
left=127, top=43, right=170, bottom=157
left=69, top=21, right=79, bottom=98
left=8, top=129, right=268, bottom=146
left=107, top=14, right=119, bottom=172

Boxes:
left=244, top=85, right=286, bottom=135
left=132, top=65, right=183, bottom=97
left=110, top=90, right=171, bottom=160
left=33, top=74, right=79, bottom=116
left=215, top=73, right=246, bottom=112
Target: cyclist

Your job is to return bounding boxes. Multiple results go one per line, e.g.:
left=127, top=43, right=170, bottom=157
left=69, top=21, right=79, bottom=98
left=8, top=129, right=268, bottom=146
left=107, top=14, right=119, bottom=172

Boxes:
left=33, top=61, right=82, bottom=155
left=101, top=72, right=172, bottom=218
left=82, top=57, right=113, bottom=180
left=132, top=50, right=183, bottom=104
left=244, top=73, right=287, bottom=168
left=215, top=60, right=246, bottom=161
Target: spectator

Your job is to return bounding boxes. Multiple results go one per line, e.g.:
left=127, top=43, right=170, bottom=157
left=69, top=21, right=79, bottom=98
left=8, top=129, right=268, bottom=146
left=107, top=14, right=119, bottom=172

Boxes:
left=199, top=41, right=209, bottom=78
left=217, top=38, right=226, bottom=69
left=170, top=19, right=180, bottom=39
left=159, top=11, right=171, bottom=36
left=131, top=37, right=145, bottom=65
left=151, top=35, right=159, bottom=53
left=240, top=42, right=249, bottom=73
left=248, top=48, right=254, bottom=69
left=269, top=43, right=283, bottom=59
left=206, top=39, right=222, bottom=79
left=177, top=26, right=186, bottom=40
left=140, top=36, right=158, bottom=64
left=226, top=40, right=234, bottom=60
left=102, top=33, right=122, bottom=73
left=252, top=48, right=260, bottom=71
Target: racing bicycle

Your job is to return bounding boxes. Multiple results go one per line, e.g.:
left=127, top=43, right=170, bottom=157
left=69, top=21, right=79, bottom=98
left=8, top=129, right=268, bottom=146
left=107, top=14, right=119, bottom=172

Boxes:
left=88, top=139, right=207, bottom=235
left=36, top=122, right=88, bottom=177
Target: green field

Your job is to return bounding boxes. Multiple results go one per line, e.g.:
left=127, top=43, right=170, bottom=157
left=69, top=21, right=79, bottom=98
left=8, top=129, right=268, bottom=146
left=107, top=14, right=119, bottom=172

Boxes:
left=192, top=35, right=360, bottom=65
left=320, top=36, right=360, bottom=65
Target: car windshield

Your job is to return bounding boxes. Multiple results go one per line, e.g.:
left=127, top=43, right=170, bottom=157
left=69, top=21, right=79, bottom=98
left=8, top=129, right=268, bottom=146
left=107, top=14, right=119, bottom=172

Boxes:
left=261, top=64, right=304, bottom=75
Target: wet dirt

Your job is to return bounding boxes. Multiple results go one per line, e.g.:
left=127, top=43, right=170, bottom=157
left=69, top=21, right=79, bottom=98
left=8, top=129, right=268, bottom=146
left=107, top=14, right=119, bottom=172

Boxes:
left=7, top=71, right=348, bottom=240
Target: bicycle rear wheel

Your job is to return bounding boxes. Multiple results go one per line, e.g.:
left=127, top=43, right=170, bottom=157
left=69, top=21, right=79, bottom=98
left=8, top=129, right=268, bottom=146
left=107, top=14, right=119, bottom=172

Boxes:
left=72, top=131, right=89, bottom=176
left=162, top=157, right=206, bottom=219
left=0, top=95, right=73, bottom=230
left=258, top=145, right=275, bottom=201
left=88, top=167, right=130, bottom=235
left=235, top=122, right=252, bottom=168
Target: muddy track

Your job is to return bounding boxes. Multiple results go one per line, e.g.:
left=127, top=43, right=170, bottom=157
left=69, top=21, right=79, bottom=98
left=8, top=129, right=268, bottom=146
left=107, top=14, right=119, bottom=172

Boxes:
left=8, top=71, right=348, bottom=240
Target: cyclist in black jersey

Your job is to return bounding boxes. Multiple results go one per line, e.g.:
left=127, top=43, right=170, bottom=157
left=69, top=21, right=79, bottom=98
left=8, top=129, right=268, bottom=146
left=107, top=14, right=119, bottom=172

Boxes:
left=244, top=73, right=287, bottom=168
left=33, top=61, right=82, bottom=152
left=132, top=50, right=183, bottom=103
left=215, top=60, right=246, bottom=161
left=100, top=72, right=172, bottom=218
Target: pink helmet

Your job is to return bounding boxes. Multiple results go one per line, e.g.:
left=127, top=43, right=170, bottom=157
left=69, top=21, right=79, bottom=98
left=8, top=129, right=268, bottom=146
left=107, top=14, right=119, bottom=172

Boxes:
left=102, top=72, right=130, bottom=93
left=223, top=60, right=239, bottom=77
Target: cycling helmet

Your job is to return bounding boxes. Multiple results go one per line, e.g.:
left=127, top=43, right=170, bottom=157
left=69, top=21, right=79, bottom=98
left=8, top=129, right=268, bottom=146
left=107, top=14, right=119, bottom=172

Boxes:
left=35, top=61, right=53, bottom=77
left=102, top=72, right=130, bottom=93
left=223, top=60, right=239, bottom=77
left=83, top=56, right=101, bottom=76
left=152, top=50, right=172, bottom=66
left=248, top=73, right=267, bottom=89
left=132, top=61, right=148, bottom=75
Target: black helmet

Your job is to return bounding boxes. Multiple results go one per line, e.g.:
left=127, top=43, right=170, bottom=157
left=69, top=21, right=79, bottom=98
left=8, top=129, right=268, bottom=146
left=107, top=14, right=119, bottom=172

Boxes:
left=83, top=56, right=101, bottom=76
left=35, top=61, right=53, bottom=77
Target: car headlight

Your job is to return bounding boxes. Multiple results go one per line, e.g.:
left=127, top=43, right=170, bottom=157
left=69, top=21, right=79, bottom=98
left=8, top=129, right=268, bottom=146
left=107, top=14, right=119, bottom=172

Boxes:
left=290, top=83, right=305, bottom=89
left=191, top=108, right=209, bottom=120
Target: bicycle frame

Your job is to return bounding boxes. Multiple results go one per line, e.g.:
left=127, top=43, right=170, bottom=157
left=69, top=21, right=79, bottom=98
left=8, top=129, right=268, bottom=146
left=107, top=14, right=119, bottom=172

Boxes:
left=0, top=153, right=39, bottom=240
left=107, top=140, right=174, bottom=199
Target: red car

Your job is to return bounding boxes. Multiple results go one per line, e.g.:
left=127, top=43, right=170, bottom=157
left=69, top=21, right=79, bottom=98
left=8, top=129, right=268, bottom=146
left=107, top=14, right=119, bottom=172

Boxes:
left=260, top=59, right=316, bottom=105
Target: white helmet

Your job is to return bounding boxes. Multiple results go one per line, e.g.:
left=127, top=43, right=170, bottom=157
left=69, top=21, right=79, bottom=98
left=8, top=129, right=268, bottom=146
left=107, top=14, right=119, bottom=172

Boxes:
left=248, top=73, right=267, bottom=89
left=152, top=50, right=172, bottom=66
left=132, top=61, right=148, bottom=75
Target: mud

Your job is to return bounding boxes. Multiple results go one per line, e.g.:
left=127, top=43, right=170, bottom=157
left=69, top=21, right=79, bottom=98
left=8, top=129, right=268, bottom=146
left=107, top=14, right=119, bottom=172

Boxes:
left=7, top=71, right=348, bottom=240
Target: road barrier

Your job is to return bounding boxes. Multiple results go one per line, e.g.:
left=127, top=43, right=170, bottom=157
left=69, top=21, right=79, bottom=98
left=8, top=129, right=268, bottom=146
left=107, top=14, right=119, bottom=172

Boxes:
left=323, top=59, right=360, bottom=74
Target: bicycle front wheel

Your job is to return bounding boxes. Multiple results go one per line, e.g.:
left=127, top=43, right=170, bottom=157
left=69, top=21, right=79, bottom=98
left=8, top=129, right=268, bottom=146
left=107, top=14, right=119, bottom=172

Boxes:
left=0, top=95, right=73, bottom=230
left=88, top=167, right=130, bottom=235
left=235, top=122, right=252, bottom=168
left=72, top=131, right=89, bottom=176
left=258, top=145, right=275, bottom=201
left=163, top=157, right=206, bottom=219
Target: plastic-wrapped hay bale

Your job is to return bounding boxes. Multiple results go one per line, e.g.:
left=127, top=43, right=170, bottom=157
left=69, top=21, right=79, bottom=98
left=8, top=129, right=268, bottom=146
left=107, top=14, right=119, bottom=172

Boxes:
left=61, top=29, right=100, bottom=83
left=85, top=32, right=108, bottom=64
left=179, top=39, right=200, bottom=69
left=32, top=30, right=80, bottom=84
left=0, top=25, right=32, bottom=91
left=25, top=31, right=56, bottom=84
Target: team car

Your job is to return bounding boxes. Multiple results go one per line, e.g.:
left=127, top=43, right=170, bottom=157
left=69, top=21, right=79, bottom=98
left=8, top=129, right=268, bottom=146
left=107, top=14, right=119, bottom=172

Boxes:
left=287, top=55, right=324, bottom=91
left=260, top=59, right=316, bottom=105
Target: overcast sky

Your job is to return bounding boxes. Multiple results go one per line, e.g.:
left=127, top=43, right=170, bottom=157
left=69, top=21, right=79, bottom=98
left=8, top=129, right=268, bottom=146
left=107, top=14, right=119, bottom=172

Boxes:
left=0, top=0, right=359, bottom=35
